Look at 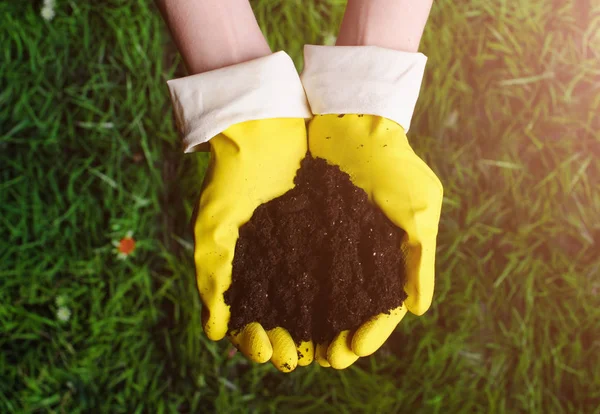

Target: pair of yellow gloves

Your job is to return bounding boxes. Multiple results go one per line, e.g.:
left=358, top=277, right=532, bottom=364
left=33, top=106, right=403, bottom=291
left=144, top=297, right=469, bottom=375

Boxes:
left=195, top=111, right=443, bottom=372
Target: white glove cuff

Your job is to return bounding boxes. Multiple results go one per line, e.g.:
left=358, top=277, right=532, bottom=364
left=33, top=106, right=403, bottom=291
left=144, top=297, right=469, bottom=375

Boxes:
left=300, top=45, right=427, bottom=132
left=167, top=51, right=312, bottom=153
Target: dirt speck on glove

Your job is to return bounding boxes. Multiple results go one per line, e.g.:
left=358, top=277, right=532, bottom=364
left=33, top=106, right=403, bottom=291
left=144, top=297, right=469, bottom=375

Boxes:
left=224, top=154, right=407, bottom=344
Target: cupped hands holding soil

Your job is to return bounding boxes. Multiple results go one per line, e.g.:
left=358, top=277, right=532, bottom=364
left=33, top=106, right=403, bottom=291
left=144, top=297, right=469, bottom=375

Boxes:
left=224, top=153, right=408, bottom=344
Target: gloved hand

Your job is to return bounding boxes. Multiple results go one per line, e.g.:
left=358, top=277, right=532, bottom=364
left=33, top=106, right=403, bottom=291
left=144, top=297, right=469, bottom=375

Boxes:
left=300, top=45, right=443, bottom=369
left=167, top=51, right=314, bottom=372
left=194, top=118, right=315, bottom=372
left=307, top=114, right=443, bottom=369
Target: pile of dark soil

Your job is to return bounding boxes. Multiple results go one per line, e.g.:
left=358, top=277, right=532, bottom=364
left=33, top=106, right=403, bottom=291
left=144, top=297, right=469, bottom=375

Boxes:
left=224, top=153, right=407, bottom=344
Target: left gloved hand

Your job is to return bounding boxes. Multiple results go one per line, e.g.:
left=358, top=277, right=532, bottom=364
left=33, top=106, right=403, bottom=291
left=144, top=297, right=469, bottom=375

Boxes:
left=301, top=45, right=443, bottom=369
left=308, top=113, right=443, bottom=369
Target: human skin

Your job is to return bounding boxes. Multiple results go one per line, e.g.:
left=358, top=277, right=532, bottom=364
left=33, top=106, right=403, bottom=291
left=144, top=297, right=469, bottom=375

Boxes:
left=156, top=0, right=272, bottom=74
left=336, top=0, right=434, bottom=52
left=157, top=0, right=434, bottom=73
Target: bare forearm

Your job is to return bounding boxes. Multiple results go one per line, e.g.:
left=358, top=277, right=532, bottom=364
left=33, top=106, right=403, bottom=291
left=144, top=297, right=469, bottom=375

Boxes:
left=337, top=0, right=434, bottom=52
left=157, top=0, right=271, bottom=74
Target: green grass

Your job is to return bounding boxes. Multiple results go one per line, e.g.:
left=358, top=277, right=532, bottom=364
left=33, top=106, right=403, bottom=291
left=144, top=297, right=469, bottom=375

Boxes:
left=1, top=0, right=599, bottom=412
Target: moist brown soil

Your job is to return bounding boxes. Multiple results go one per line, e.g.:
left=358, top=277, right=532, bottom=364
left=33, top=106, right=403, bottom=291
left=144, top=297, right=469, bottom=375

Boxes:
left=224, top=153, right=408, bottom=344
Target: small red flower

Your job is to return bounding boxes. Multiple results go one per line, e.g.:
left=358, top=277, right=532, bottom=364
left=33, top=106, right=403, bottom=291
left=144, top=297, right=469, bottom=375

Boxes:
left=118, top=237, right=136, bottom=255
left=113, top=231, right=136, bottom=260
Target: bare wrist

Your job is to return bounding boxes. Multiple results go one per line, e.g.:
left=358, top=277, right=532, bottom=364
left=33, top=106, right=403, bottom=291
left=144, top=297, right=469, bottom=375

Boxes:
left=158, top=0, right=271, bottom=74
left=336, top=0, right=433, bottom=53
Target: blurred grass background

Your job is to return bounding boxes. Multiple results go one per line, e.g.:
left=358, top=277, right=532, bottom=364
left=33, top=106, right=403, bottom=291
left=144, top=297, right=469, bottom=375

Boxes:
left=1, top=0, right=600, bottom=412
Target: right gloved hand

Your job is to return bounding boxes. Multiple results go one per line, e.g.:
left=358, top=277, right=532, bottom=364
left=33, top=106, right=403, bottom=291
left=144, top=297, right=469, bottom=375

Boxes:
left=194, top=118, right=315, bottom=372
left=167, top=51, right=314, bottom=372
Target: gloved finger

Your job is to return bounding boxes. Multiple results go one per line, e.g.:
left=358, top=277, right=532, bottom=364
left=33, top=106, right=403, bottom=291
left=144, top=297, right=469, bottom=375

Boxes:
left=196, top=249, right=232, bottom=342
left=372, top=157, right=442, bottom=316
left=297, top=340, right=314, bottom=367
left=401, top=231, right=437, bottom=316
left=351, top=305, right=407, bottom=357
left=267, top=327, right=298, bottom=372
left=229, top=322, right=272, bottom=363
left=315, top=342, right=331, bottom=367
left=201, top=302, right=229, bottom=341
left=327, top=330, right=359, bottom=369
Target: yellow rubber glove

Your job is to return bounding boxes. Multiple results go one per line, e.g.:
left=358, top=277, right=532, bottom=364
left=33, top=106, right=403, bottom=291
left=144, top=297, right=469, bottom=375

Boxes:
left=194, top=118, right=314, bottom=372
left=308, top=114, right=443, bottom=369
